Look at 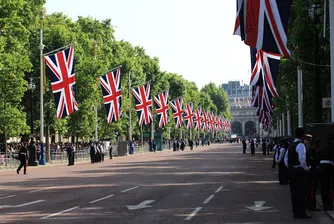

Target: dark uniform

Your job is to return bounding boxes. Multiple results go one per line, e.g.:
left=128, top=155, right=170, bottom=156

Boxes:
left=277, top=142, right=288, bottom=185
left=318, top=145, right=334, bottom=210
left=250, top=139, right=255, bottom=156
left=242, top=139, right=246, bottom=154
left=288, top=138, right=311, bottom=219
left=262, top=140, right=267, bottom=156
left=306, top=144, right=320, bottom=211
left=17, top=144, right=28, bottom=174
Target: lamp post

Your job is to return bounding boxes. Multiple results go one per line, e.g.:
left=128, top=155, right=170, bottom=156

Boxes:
left=309, top=3, right=323, bottom=123
left=27, top=75, right=36, bottom=140
left=39, top=9, right=45, bottom=165
left=93, top=40, right=98, bottom=143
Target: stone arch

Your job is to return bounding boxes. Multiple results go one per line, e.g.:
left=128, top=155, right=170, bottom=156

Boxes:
left=231, top=121, right=242, bottom=136
left=245, top=120, right=256, bottom=137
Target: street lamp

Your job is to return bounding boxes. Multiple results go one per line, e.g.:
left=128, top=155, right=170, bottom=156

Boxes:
left=27, top=75, right=38, bottom=166
left=27, top=75, right=36, bottom=140
left=309, top=2, right=323, bottom=123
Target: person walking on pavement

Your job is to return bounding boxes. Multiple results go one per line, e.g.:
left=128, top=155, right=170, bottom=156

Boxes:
left=17, top=142, right=28, bottom=175
left=108, top=143, right=113, bottom=159
left=287, top=127, right=311, bottom=219
left=242, top=138, right=246, bottom=154
left=89, top=142, right=96, bottom=163
left=318, top=144, right=334, bottom=211
left=272, top=141, right=278, bottom=169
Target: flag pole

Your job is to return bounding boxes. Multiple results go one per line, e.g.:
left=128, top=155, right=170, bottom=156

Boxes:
left=39, top=9, right=46, bottom=165
left=297, top=68, right=303, bottom=127
left=330, top=0, right=334, bottom=122
left=93, top=40, right=98, bottom=143
left=129, top=71, right=133, bottom=154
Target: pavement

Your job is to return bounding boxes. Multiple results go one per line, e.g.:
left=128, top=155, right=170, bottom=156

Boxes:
left=0, top=143, right=333, bottom=224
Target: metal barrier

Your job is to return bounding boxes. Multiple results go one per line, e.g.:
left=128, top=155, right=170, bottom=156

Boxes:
left=0, top=142, right=170, bottom=171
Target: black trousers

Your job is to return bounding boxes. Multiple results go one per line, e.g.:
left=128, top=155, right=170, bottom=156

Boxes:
left=307, top=177, right=317, bottom=210
left=278, top=163, right=288, bottom=184
left=289, top=168, right=307, bottom=216
left=319, top=163, right=333, bottom=209
left=109, top=148, right=112, bottom=159
left=243, top=146, right=246, bottom=154
left=17, top=159, right=27, bottom=174
left=272, top=156, right=276, bottom=168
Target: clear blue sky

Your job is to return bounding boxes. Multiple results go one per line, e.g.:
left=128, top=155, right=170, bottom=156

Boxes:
left=45, top=0, right=251, bottom=89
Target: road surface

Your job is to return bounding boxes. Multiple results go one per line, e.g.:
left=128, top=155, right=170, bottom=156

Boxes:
left=0, top=143, right=333, bottom=224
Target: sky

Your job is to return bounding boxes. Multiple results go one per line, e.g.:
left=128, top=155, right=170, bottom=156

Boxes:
left=45, top=0, right=251, bottom=89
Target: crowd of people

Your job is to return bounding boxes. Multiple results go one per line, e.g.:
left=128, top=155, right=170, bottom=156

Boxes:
left=242, top=127, right=334, bottom=219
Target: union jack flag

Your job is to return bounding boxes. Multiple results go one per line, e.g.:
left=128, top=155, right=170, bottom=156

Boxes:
left=184, top=103, right=195, bottom=130
left=99, top=68, right=122, bottom=123
left=252, top=85, right=273, bottom=113
left=194, top=108, right=202, bottom=131
left=250, top=49, right=280, bottom=97
left=154, top=90, right=169, bottom=128
left=202, top=111, right=209, bottom=131
left=218, top=116, right=223, bottom=132
left=234, top=0, right=292, bottom=57
left=170, top=98, right=184, bottom=128
left=44, top=46, right=78, bottom=118
left=132, top=83, right=153, bottom=126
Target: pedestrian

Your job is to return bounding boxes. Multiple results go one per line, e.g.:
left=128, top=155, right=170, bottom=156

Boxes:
left=17, top=142, right=28, bottom=175
left=272, top=141, right=278, bottom=169
left=153, top=141, right=156, bottom=153
left=250, top=139, right=255, bottom=156
left=66, top=143, right=74, bottom=166
left=242, top=138, right=246, bottom=154
left=287, top=127, right=311, bottom=219
left=108, top=143, right=113, bottom=159
left=189, top=139, right=194, bottom=150
left=180, top=140, right=185, bottom=151
left=89, top=142, right=95, bottom=163
left=318, top=145, right=334, bottom=211
left=262, top=139, right=267, bottom=156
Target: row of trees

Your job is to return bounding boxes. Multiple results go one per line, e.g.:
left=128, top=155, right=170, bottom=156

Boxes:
left=0, top=0, right=231, bottom=150
left=273, top=0, right=330, bottom=131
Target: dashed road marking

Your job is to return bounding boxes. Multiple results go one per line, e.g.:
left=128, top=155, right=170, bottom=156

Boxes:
left=89, top=194, right=114, bottom=204
left=185, top=207, right=202, bottom=221
left=40, top=206, right=79, bottom=219
left=121, top=186, right=139, bottom=193
left=0, top=195, right=15, bottom=200
left=215, top=186, right=223, bottom=193
left=29, top=187, right=55, bottom=193
left=203, top=195, right=215, bottom=204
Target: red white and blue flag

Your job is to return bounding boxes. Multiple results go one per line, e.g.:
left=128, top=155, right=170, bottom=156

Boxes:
left=194, top=108, right=202, bottom=131
left=170, top=98, right=184, bottom=128
left=184, top=103, right=195, bottom=130
left=234, top=0, right=292, bottom=57
left=202, top=111, right=209, bottom=131
left=132, top=83, right=153, bottom=126
left=44, top=46, right=78, bottom=118
left=209, top=113, right=215, bottom=132
left=154, top=90, right=169, bottom=128
left=99, top=68, right=122, bottom=123
left=250, top=49, right=280, bottom=98
left=252, top=85, right=273, bottom=113
left=218, top=116, right=223, bottom=132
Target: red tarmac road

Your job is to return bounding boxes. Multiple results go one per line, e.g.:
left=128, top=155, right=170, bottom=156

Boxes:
left=0, top=143, right=333, bottom=224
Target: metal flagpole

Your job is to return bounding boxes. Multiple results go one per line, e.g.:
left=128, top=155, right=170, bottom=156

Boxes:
left=93, top=40, right=98, bottom=143
left=39, top=9, right=46, bottom=165
left=282, top=113, right=285, bottom=137
left=129, top=72, right=132, bottom=142
left=287, top=110, right=291, bottom=136
left=330, top=0, right=334, bottom=122
left=298, top=69, right=303, bottom=127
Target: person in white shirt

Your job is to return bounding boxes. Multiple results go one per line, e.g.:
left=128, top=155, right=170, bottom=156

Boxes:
left=287, top=127, right=311, bottom=219
left=276, top=141, right=288, bottom=185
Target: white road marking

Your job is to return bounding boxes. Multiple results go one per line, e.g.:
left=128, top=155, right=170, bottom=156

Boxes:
left=185, top=207, right=202, bottom=220
left=40, top=206, right=79, bottom=219
left=0, top=200, right=45, bottom=209
left=0, top=195, right=15, bottom=200
left=89, top=194, right=114, bottom=204
left=29, top=187, right=55, bottom=193
left=215, top=186, right=223, bottom=193
left=127, top=200, right=155, bottom=210
left=121, top=186, right=139, bottom=193
left=203, top=195, right=215, bottom=204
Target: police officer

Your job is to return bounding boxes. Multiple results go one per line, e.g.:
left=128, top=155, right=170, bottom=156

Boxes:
left=318, top=144, right=334, bottom=210
left=287, top=127, right=311, bottom=219
left=277, top=140, right=288, bottom=185
left=305, top=135, right=320, bottom=211
left=17, top=142, right=28, bottom=175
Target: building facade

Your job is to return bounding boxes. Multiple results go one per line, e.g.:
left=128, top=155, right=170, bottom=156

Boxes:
left=222, top=81, right=263, bottom=137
